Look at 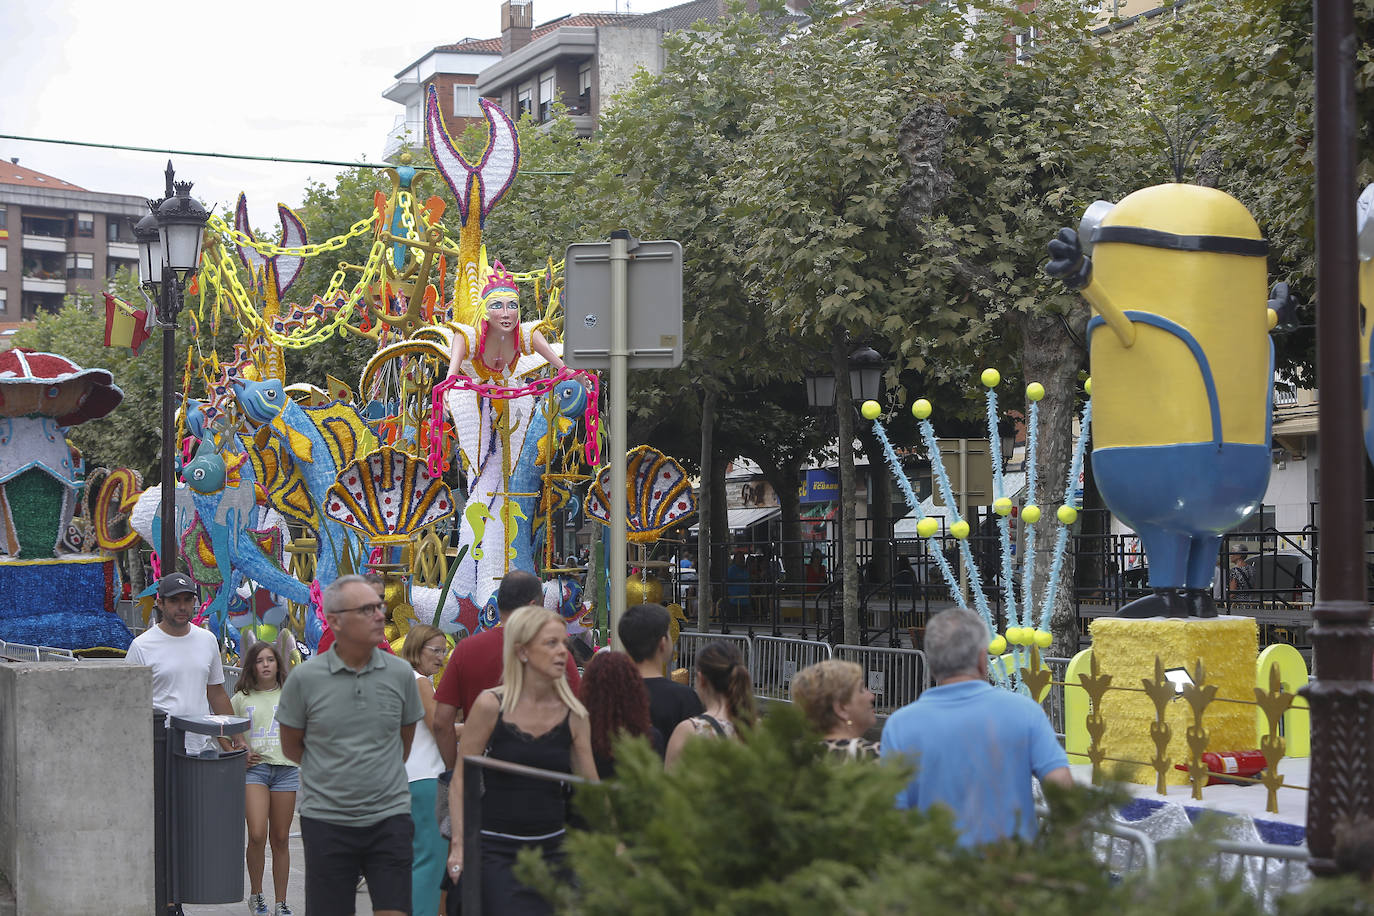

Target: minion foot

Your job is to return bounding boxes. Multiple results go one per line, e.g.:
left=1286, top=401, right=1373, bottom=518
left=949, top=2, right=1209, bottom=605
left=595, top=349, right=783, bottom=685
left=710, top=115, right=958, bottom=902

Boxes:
left=1117, top=588, right=1190, bottom=619
left=1183, top=588, right=1218, bottom=618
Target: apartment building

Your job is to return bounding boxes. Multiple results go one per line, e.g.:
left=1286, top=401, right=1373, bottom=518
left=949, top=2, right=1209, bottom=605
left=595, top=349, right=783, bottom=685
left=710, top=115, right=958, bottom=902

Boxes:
left=0, top=159, right=147, bottom=339
left=385, top=1, right=810, bottom=150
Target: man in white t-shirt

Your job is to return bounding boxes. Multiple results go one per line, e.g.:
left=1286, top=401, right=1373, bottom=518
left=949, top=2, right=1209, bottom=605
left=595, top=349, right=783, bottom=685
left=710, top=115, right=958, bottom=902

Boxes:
left=126, top=572, right=243, bottom=754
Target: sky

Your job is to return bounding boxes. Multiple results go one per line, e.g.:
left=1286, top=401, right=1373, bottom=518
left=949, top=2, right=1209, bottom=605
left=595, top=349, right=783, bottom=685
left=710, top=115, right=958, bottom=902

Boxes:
left=1, top=0, right=681, bottom=224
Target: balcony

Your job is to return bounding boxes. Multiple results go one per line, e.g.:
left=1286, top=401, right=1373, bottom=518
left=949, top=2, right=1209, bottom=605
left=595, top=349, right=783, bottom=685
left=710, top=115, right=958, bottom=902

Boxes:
left=108, top=241, right=138, bottom=260
left=383, top=115, right=423, bottom=161
left=22, top=234, right=66, bottom=253
left=22, top=276, right=66, bottom=294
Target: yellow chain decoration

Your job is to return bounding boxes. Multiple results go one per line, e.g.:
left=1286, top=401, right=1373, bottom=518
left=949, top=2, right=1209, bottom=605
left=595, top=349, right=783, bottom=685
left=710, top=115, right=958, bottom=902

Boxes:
left=206, top=211, right=376, bottom=258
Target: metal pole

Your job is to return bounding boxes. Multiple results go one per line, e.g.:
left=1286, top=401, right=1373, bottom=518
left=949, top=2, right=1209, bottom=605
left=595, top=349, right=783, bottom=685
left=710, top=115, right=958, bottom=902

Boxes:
left=608, top=230, right=630, bottom=648
left=958, top=439, right=969, bottom=596
left=1304, top=0, right=1374, bottom=877
left=159, top=283, right=178, bottom=575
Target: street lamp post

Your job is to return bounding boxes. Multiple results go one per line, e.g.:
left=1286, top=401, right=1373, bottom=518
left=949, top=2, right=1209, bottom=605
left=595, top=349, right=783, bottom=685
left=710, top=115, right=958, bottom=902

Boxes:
left=135, top=161, right=208, bottom=576
left=806, top=343, right=885, bottom=645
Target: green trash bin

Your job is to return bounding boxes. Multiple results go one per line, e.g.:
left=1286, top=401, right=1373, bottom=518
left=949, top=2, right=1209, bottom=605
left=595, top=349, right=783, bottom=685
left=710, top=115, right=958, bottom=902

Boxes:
left=169, top=714, right=251, bottom=905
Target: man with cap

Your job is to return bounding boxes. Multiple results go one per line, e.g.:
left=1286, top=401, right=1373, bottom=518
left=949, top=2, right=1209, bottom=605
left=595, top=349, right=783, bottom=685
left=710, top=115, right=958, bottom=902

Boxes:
left=126, top=572, right=243, bottom=755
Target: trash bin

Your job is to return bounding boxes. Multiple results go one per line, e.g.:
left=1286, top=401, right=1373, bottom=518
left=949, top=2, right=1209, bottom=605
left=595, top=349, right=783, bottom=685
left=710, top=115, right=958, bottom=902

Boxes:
left=168, top=713, right=251, bottom=905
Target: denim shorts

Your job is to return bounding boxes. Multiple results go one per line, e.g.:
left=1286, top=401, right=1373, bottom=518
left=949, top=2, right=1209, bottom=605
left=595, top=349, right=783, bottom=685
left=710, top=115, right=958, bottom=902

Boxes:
left=245, top=762, right=300, bottom=792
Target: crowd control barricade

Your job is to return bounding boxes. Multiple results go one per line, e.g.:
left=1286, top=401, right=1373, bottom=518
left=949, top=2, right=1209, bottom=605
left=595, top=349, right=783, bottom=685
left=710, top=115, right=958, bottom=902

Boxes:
left=675, top=631, right=752, bottom=686
left=1038, top=656, right=1072, bottom=741
left=0, top=640, right=40, bottom=661
left=1207, top=838, right=1310, bottom=912
left=833, top=644, right=931, bottom=716
left=750, top=635, right=832, bottom=701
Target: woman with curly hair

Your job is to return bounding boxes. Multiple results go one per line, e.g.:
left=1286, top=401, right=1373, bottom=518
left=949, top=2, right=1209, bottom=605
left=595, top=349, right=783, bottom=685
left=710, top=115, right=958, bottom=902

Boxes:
left=790, top=659, right=879, bottom=759
left=579, top=650, right=661, bottom=778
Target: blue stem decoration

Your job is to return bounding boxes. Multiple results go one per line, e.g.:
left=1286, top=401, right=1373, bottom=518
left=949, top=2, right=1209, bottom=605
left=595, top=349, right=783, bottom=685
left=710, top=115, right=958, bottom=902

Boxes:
left=918, top=418, right=994, bottom=631
left=986, top=387, right=1018, bottom=632
left=870, top=419, right=965, bottom=610
left=1019, top=399, right=1040, bottom=628
left=1036, top=398, right=1093, bottom=632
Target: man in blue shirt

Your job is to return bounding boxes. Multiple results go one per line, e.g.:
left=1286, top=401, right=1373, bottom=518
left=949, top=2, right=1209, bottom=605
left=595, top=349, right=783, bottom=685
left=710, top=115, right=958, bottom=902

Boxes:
left=881, top=607, right=1071, bottom=845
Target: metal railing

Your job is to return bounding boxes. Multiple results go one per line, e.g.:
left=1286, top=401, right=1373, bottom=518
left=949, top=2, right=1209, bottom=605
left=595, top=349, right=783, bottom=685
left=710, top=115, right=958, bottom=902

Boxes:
left=1208, top=837, right=1311, bottom=911
left=750, top=636, right=833, bottom=700
left=460, top=754, right=590, bottom=914
left=0, top=639, right=75, bottom=662
left=833, top=644, right=930, bottom=716
left=674, top=632, right=753, bottom=686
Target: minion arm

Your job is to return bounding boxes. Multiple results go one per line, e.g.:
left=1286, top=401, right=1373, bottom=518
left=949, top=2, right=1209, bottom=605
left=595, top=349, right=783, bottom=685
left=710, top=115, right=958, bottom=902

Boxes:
left=1082, top=282, right=1138, bottom=348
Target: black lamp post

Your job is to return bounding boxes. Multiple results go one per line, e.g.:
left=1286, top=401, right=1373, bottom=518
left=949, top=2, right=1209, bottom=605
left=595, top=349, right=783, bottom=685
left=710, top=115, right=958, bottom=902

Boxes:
left=136, top=161, right=208, bottom=576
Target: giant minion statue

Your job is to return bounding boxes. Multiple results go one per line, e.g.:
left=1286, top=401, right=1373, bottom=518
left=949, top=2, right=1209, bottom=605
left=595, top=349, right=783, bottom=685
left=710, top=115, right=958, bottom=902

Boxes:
left=1046, top=184, right=1276, bottom=618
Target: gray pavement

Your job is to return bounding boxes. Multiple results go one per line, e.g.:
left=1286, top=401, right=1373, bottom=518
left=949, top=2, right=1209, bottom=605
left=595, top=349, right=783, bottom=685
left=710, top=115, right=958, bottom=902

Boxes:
left=187, top=812, right=378, bottom=916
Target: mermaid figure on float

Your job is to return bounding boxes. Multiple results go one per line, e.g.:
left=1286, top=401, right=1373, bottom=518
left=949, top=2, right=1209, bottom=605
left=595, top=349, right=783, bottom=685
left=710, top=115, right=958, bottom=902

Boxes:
left=442, top=263, right=586, bottom=632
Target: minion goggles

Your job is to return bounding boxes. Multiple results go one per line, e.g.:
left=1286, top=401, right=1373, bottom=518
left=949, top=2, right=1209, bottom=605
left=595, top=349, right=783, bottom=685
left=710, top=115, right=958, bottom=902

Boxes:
left=1078, top=199, right=1268, bottom=257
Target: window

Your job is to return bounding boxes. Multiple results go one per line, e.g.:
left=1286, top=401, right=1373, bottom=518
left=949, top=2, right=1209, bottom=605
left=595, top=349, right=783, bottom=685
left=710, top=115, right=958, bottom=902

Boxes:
left=0, top=287, right=6, bottom=314
left=0, top=206, right=7, bottom=232
left=76, top=212, right=94, bottom=237
left=66, top=252, right=93, bottom=279
left=577, top=63, right=592, bottom=112
left=453, top=84, right=481, bottom=118
left=538, top=69, right=556, bottom=122
left=0, top=248, right=6, bottom=272
left=517, top=82, right=533, bottom=119
left=1015, top=26, right=1041, bottom=63
left=107, top=258, right=133, bottom=280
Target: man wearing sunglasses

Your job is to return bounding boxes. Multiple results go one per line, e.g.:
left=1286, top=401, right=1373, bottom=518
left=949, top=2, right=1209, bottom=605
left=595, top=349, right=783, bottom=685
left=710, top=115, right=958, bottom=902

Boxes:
left=277, top=574, right=423, bottom=916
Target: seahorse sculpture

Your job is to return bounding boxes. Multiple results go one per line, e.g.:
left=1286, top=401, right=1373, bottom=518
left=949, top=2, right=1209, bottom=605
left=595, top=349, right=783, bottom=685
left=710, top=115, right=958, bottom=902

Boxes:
left=232, top=377, right=377, bottom=586
left=180, top=438, right=309, bottom=628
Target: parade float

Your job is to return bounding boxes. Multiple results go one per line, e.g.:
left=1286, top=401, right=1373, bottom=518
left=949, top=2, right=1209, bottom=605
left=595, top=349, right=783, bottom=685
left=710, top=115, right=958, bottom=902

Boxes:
left=77, top=87, right=633, bottom=658
left=0, top=349, right=134, bottom=651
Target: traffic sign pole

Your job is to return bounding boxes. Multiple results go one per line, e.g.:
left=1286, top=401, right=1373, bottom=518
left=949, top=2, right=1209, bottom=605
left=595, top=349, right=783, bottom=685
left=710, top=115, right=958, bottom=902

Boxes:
left=608, top=230, right=630, bottom=648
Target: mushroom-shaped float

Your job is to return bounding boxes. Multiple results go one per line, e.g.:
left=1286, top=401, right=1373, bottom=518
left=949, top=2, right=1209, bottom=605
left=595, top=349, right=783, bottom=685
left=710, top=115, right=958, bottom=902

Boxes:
left=0, top=349, right=131, bottom=653
left=0, top=349, right=122, bottom=558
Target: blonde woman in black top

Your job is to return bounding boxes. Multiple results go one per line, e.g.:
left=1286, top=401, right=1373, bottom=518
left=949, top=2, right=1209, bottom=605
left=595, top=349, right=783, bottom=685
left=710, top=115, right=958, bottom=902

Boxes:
left=445, top=606, right=597, bottom=915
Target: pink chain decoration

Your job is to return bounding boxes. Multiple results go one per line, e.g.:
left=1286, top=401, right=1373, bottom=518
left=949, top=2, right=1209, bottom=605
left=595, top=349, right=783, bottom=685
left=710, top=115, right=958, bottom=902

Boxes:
left=428, top=369, right=602, bottom=477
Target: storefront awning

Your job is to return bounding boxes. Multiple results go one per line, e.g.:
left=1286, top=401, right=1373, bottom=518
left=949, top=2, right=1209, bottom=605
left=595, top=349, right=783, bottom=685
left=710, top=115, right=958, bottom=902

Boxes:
left=689, top=505, right=781, bottom=534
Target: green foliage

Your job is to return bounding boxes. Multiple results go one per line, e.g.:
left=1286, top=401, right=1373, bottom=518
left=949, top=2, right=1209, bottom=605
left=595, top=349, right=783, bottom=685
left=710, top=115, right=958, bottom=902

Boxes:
left=511, top=704, right=1343, bottom=915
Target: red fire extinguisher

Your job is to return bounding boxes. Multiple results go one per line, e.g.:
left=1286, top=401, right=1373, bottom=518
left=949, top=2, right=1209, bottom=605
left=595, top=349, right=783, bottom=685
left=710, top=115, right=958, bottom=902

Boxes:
left=1174, top=750, right=1267, bottom=786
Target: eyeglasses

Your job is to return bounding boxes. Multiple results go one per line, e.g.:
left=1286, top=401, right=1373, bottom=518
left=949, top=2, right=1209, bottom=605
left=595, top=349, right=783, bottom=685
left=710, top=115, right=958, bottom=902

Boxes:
left=334, top=601, right=386, bottom=617
left=423, top=643, right=449, bottom=656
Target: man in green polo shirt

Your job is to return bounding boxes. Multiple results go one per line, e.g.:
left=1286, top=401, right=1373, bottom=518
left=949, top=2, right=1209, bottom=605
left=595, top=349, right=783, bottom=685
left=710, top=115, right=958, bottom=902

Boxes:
left=277, top=574, right=423, bottom=916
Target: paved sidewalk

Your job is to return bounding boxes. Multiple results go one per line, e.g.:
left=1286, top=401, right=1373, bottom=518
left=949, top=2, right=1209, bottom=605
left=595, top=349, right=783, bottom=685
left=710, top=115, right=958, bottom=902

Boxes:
left=186, top=813, right=376, bottom=916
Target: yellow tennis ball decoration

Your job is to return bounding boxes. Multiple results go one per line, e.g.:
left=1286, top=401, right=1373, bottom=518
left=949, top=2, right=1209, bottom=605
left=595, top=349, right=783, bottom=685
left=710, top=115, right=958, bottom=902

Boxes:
left=1084, top=377, right=1093, bottom=396
left=861, top=400, right=882, bottom=420
left=1267, top=308, right=1279, bottom=330
left=1034, top=629, right=1053, bottom=649
left=1057, top=505, right=1078, bottom=525
left=951, top=519, right=970, bottom=539
left=1021, top=504, right=1041, bottom=524
left=1006, top=627, right=1025, bottom=645
left=912, top=398, right=932, bottom=420
left=916, top=517, right=939, bottom=538
left=988, top=635, right=1007, bottom=656
left=993, top=497, right=1013, bottom=517
left=981, top=368, right=1001, bottom=388
left=1026, top=381, right=1045, bottom=401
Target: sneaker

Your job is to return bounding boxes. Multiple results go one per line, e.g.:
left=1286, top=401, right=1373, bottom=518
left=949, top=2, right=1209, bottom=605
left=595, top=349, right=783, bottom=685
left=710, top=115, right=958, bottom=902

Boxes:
left=247, top=893, right=268, bottom=916
left=274, top=904, right=294, bottom=916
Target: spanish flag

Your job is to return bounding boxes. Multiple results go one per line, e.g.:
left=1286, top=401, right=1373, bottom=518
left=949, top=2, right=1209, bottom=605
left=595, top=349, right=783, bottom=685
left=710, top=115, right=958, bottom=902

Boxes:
left=102, top=292, right=151, bottom=355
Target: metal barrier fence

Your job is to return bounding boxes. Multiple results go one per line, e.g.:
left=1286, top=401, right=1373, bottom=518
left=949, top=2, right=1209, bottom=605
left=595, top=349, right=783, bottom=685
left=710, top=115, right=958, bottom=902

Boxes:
left=750, top=636, right=833, bottom=701
left=1038, top=656, right=1071, bottom=740
left=675, top=632, right=753, bottom=688
left=1209, top=838, right=1311, bottom=912
left=833, top=644, right=930, bottom=716
left=0, top=639, right=75, bottom=662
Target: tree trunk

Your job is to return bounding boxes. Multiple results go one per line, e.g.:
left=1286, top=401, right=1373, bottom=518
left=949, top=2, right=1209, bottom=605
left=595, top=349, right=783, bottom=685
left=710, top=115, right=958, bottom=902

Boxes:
left=710, top=453, right=731, bottom=620
left=747, top=449, right=805, bottom=595
left=858, top=423, right=894, bottom=583
left=696, top=388, right=716, bottom=631
left=833, top=329, right=860, bottom=645
left=1017, top=311, right=1088, bottom=658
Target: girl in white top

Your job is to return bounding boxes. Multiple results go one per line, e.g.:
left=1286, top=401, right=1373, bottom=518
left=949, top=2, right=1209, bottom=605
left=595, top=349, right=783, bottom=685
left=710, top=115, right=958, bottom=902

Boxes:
left=231, top=639, right=297, bottom=916
left=400, top=625, right=450, bottom=916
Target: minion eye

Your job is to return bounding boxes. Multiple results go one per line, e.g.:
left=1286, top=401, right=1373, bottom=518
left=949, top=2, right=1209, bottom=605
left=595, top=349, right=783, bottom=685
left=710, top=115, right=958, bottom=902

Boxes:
left=1078, top=200, right=1116, bottom=255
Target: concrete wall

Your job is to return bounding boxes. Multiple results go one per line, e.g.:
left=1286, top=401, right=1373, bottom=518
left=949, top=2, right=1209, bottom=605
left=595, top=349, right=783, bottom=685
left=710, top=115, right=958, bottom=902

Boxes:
left=0, top=661, right=153, bottom=915
left=595, top=25, right=665, bottom=109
